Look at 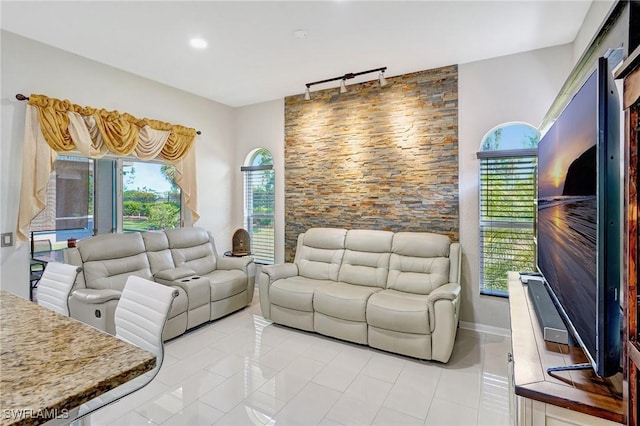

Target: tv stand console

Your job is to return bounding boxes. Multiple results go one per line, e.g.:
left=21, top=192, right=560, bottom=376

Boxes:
left=507, top=272, right=624, bottom=425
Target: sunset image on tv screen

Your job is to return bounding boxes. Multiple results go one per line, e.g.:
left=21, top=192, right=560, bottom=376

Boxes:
left=537, top=71, right=598, bottom=357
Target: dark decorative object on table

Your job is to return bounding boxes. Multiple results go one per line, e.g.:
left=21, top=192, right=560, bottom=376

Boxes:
left=231, top=229, right=251, bottom=256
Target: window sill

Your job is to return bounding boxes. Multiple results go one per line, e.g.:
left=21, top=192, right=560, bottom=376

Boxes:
left=480, top=289, right=509, bottom=298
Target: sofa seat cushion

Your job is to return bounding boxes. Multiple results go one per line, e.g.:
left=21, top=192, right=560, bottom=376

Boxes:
left=206, top=270, right=247, bottom=302
left=168, top=287, right=189, bottom=320
left=367, top=289, right=430, bottom=334
left=314, top=283, right=381, bottom=322
left=270, top=276, right=333, bottom=312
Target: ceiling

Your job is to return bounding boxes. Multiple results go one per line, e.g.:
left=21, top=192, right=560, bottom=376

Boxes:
left=1, top=1, right=594, bottom=107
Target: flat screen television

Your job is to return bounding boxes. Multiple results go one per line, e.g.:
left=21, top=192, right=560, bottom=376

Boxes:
left=537, top=56, right=621, bottom=378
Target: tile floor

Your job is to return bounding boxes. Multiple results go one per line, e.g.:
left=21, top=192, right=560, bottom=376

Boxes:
left=88, top=295, right=512, bottom=426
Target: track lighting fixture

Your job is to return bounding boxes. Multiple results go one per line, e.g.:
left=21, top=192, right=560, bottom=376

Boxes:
left=303, top=66, right=387, bottom=100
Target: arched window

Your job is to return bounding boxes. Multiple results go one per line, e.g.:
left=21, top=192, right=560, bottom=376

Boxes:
left=477, top=122, right=540, bottom=296
left=242, top=149, right=275, bottom=264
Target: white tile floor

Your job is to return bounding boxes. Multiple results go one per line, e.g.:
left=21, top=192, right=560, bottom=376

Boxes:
left=87, top=295, right=512, bottom=426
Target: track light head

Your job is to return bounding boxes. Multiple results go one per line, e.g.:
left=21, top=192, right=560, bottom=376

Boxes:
left=379, top=71, right=387, bottom=87
left=340, top=79, right=348, bottom=94
left=304, top=87, right=311, bottom=101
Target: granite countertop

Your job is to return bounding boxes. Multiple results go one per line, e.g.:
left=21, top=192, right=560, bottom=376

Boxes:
left=0, top=290, right=156, bottom=426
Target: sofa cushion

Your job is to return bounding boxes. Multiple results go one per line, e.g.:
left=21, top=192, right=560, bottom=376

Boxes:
left=345, top=229, right=393, bottom=252
left=171, top=244, right=217, bottom=276
left=82, top=254, right=153, bottom=291
left=141, top=230, right=170, bottom=251
left=299, top=228, right=347, bottom=250
left=392, top=232, right=451, bottom=258
left=339, top=230, right=393, bottom=288
left=142, top=231, right=175, bottom=274
left=78, top=232, right=152, bottom=291
left=387, top=232, right=451, bottom=295
left=367, top=289, right=430, bottom=334
left=166, top=227, right=217, bottom=275
left=295, top=228, right=346, bottom=281
left=270, top=276, right=333, bottom=312
left=314, top=283, right=381, bottom=322
left=206, top=270, right=247, bottom=301
left=78, top=232, right=146, bottom=262
left=387, top=257, right=449, bottom=295
left=165, top=227, right=210, bottom=248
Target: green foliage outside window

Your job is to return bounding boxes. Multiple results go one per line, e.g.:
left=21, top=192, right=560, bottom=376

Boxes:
left=148, top=204, right=181, bottom=230
left=122, top=162, right=181, bottom=231
left=480, top=124, right=539, bottom=295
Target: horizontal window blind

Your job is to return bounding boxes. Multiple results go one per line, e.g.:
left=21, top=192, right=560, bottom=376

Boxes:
left=242, top=164, right=275, bottom=265
left=479, top=153, right=537, bottom=295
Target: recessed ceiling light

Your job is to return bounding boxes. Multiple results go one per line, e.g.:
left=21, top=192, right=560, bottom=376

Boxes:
left=190, top=38, right=208, bottom=49
left=292, top=30, right=309, bottom=39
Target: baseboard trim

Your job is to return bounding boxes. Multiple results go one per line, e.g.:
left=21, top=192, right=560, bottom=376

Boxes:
left=459, top=321, right=511, bottom=337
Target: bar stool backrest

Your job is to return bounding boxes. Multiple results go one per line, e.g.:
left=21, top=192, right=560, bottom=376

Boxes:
left=37, top=262, right=80, bottom=316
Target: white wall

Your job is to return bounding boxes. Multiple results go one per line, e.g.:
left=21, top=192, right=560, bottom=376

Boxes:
left=458, top=44, right=574, bottom=330
left=572, top=0, right=617, bottom=64
left=0, top=31, right=237, bottom=298
left=234, top=100, right=286, bottom=264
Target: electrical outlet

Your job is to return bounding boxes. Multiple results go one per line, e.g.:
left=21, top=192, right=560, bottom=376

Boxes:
left=1, top=232, right=13, bottom=247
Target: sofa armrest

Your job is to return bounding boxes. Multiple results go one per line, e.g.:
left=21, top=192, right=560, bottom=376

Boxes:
left=158, top=276, right=210, bottom=302
left=427, top=282, right=461, bottom=362
left=216, top=256, right=254, bottom=271
left=258, top=263, right=299, bottom=321
left=262, top=263, right=298, bottom=282
left=427, top=282, right=460, bottom=332
left=427, top=282, right=460, bottom=304
left=155, top=266, right=197, bottom=281
left=71, top=288, right=121, bottom=304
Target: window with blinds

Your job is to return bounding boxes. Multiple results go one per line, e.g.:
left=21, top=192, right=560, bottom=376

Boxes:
left=242, top=151, right=275, bottom=265
left=478, top=149, right=537, bottom=295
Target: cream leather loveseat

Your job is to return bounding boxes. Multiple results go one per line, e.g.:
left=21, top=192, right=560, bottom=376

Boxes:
left=259, top=228, right=461, bottom=362
left=66, top=227, right=255, bottom=340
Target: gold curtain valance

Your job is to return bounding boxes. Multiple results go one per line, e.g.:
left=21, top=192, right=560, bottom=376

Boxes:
left=27, top=94, right=197, bottom=160
left=17, top=94, right=200, bottom=243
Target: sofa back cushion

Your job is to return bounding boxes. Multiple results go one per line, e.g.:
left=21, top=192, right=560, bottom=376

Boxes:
left=338, top=230, right=393, bottom=288
left=387, top=232, right=451, bottom=295
left=77, top=233, right=152, bottom=291
left=165, top=227, right=216, bottom=276
left=142, top=231, right=175, bottom=274
left=295, top=228, right=346, bottom=281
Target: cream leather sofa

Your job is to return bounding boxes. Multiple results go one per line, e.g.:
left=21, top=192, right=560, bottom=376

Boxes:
left=259, top=228, right=462, bottom=362
left=66, top=227, right=255, bottom=340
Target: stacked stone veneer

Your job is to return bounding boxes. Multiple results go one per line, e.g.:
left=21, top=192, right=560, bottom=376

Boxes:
left=284, top=65, right=459, bottom=261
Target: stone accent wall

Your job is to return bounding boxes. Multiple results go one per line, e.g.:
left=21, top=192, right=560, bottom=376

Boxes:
left=284, top=65, right=459, bottom=261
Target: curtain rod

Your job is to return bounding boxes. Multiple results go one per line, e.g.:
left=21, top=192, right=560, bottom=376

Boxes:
left=15, top=94, right=202, bottom=135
